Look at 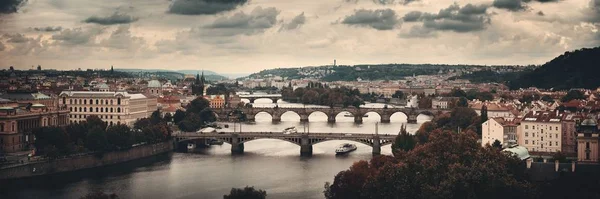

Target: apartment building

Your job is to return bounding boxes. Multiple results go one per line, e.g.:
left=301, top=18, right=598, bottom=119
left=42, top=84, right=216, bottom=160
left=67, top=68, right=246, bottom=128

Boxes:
left=482, top=117, right=519, bottom=147
left=519, top=111, right=563, bottom=153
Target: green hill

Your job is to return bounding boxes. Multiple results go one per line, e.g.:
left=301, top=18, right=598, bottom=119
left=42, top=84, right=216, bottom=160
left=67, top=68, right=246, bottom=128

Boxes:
left=509, top=47, right=600, bottom=90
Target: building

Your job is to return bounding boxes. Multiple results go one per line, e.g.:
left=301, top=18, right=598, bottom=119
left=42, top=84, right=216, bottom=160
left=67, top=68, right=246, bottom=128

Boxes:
left=147, top=80, right=162, bottom=96
left=471, top=102, right=518, bottom=118
left=519, top=111, right=563, bottom=153
left=0, top=98, right=69, bottom=153
left=577, top=117, right=600, bottom=163
left=482, top=117, right=519, bottom=147
left=432, top=97, right=458, bottom=109
left=59, top=91, right=157, bottom=126
left=192, top=72, right=206, bottom=96
left=562, top=113, right=585, bottom=154
left=204, top=95, right=226, bottom=109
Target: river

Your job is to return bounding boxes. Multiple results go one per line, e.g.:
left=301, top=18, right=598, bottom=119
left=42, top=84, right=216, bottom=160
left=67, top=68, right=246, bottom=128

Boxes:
left=2, top=100, right=431, bottom=199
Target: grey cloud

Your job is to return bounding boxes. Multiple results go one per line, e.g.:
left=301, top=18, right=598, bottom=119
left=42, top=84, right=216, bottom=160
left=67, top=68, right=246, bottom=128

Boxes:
left=493, top=0, right=527, bottom=11
left=280, top=12, right=306, bottom=31
left=201, top=7, right=279, bottom=36
left=3, top=33, right=30, bottom=43
left=0, top=41, right=5, bottom=51
left=168, top=0, right=248, bottom=15
left=341, top=9, right=401, bottom=30
left=404, top=3, right=491, bottom=33
left=0, top=0, right=26, bottom=14
left=403, top=11, right=422, bottom=22
left=1, top=34, right=43, bottom=55
left=398, top=26, right=437, bottom=38
left=33, top=26, right=63, bottom=32
left=51, top=28, right=100, bottom=46
left=100, top=26, right=146, bottom=50
left=84, top=12, right=138, bottom=25
left=371, top=0, right=419, bottom=5
left=537, top=11, right=545, bottom=16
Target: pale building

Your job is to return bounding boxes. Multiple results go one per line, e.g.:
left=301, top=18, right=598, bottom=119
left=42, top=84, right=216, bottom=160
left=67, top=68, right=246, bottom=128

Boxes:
left=519, top=111, right=563, bottom=153
left=147, top=80, right=162, bottom=96
left=59, top=91, right=156, bottom=126
left=471, top=102, right=518, bottom=118
left=204, top=95, right=226, bottom=109
left=577, top=117, right=600, bottom=163
left=432, top=97, right=458, bottom=110
left=482, top=117, right=518, bottom=147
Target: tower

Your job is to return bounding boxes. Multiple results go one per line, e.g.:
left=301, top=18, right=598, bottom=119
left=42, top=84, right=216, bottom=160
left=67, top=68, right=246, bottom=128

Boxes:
left=192, top=71, right=205, bottom=96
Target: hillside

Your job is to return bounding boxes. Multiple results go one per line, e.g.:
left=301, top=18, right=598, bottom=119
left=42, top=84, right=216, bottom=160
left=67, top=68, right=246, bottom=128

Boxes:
left=509, top=47, right=600, bottom=90
left=246, top=64, right=523, bottom=81
left=115, top=69, right=228, bottom=81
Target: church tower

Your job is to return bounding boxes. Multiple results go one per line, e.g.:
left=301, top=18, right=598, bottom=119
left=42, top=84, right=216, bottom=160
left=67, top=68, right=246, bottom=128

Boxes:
left=192, top=71, right=205, bottom=96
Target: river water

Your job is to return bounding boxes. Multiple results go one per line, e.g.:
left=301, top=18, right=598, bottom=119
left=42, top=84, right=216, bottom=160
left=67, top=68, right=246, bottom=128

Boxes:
left=2, top=100, right=431, bottom=199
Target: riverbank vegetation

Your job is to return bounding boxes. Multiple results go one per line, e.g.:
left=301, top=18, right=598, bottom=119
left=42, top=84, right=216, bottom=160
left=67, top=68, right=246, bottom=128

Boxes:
left=175, top=97, right=217, bottom=132
left=223, top=186, right=267, bottom=199
left=33, top=113, right=171, bottom=159
left=281, top=83, right=364, bottom=108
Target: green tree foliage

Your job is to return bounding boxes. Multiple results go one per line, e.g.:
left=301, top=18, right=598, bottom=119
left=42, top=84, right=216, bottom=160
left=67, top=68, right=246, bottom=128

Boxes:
left=552, top=151, right=568, bottom=163
left=33, top=127, right=71, bottom=156
left=478, top=105, right=488, bottom=136
left=449, top=69, right=524, bottom=84
left=391, top=125, right=416, bottom=156
left=392, top=90, right=405, bottom=99
left=186, top=97, right=211, bottom=114
left=541, top=95, right=554, bottom=102
left=282, top=84, right=363, bottom=107
left=457, top=97, right=469, bottom=107
left=173, top=109, right=186, bottom=124
left=150, top=110, right=163, bottom=124
left=86, top=115, right=107, bottom=130
left=520, top=93, right=540, bottom=104
left=223, top=186, right=267, bottom=199
left=105, top=124, right=134, bottom=150
left=178, top=113, right=202, bottom=132
left=85, top=127, right=109, bottom=152
left=417, top=95, right=432, bottom=109
left=492, top=139, right=502, bottom=149
left=433, top=107, right=479, bottom=132
left=415, top=121, right=436, bottom=144
left=164, top=112, right=173, bottom=123
left=324, top=130, right=535, bottom=199
left=561, top=90, right=585, bottom=102
left=449, top=88, right=467, bottom=98
left=206, top=83, right=233, bottom=95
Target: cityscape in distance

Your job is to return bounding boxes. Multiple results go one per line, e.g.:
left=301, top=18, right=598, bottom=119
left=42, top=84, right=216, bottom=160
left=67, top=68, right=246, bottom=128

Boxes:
left=1, top=0, right=600, bottom=199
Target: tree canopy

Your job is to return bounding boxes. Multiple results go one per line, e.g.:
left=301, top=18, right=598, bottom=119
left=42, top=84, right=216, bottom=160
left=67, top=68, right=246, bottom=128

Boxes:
left=223, top=186, right=267, bottom=199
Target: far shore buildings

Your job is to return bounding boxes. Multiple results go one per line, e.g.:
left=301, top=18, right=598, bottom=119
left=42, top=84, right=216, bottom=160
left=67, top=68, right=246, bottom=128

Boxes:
left=0, top=91, right=69, bottom=153
left=481, top=117, right=519, bottom=147
left=59, top=91, right=156, bottom=126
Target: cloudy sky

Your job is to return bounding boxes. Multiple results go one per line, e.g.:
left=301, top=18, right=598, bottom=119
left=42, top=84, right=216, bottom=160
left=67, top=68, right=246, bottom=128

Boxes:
left=0, top=0, right=598, bottom=73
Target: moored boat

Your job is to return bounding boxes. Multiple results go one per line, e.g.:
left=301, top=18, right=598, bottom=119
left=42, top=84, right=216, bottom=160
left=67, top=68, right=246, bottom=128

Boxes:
left=335, top=143, right=357, bottom=155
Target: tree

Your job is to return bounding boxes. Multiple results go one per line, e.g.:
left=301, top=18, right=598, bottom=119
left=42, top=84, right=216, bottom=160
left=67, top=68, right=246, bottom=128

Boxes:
left=85, top=127, right=109, bottom=152
left=561, top=90, right=585, bottom=102
left=391, top=125, right=416, bottom=156
left=150, top=110, right=163, bottom=125
left=164, top=112, right=173, bottom=123
left=37, top=65, right=42, bottom=70
left=415, top=121, right=436, bottom=144
left=223, top=186, right=267, bottom=199
left=199, top=108, right=217, bottom=125
left=392, top=90, right=404, bottom=99
left=541, top=95, right=554, bottom=102
left=187, top=97, right=211, bottom=114
left=449, top=88, right=467, bottom=98
left=418, top=95, right=432, bottom=109
left=173, top=110, right=186, bottom=124
left=479, top=105, right=488, bottom=136
left=325, top=130, right=535, bottom=199
left=492, top=139, right=502, bottom=149
left=105, top=124, right=134, bottom=150
left=86, top=115, right=107, bottom=130
left=552, top=151, right=568, bottom=163
left=178, top=113, right=202, bottom=132
left=32, top=127, right=70, bottom=156
left=457, top=97, right=469, bottom=107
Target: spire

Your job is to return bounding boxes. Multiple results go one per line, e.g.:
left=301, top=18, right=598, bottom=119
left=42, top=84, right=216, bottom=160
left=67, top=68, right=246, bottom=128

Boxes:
left=201, top=70, right=205, bottom=83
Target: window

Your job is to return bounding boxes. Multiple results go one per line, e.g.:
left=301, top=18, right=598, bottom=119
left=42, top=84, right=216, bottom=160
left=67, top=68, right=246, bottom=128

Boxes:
left=541, top=144, right=543, bottom=148
left=70, top=107, right=73, bottom=112
left=96, top=99, right=99, bottom=104
left=556, top=142, right=558, bottom=146
left=525, top=132, right=528, bottom=137
left=525, top=125, right=528, bottom=129
left=541, top=137, right=544, bottom=141
left=90, top=107, right=93, bottom=112
left=555, top=127, right=558, bottom=131
left=78, top=107, right=82, bottom=112
left=533, top=126, right=535, bottom=130
left=533, top=141, right=535, bottom=145
left=84, top=107, right=87, bottom=112
left=533, top=133, right=535, bottom=137
left=541, top=129, right=544, bottom=134
left=117, top=107, right=121, bottom=113
left=62, top=97, right=66, bottom=104
left=117, top=98, right=121, bottom=105
left=549, top=142, right=552, bottom=146
left=84, top=99, right=86, bottom=105
left=96, top=107, right=99, bottom=112
left=89, top=99, right=93, bottom=104
left=70, top=99, right=73, bottom=104
left=111, top=108, right=113, bottom=112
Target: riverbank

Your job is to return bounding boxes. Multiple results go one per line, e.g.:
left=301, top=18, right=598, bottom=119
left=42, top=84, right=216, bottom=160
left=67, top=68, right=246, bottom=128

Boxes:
left=0, top=141, right=173, bottom=180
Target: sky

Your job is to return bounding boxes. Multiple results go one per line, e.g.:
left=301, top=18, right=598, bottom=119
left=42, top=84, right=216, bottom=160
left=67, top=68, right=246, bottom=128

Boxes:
left=0, top=0, right=599, bottom=74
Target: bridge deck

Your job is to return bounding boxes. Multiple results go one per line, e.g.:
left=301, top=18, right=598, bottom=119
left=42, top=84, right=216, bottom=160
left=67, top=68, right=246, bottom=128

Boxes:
left=174, top=132, right=396, bottom=140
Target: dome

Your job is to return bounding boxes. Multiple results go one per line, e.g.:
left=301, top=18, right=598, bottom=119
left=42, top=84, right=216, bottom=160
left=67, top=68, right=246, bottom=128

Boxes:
left=502, top=145, right=530, bottom=160
left=96, top=83, right=109, bottom=90
left=147, top=80, right=161, bottom=88
left=581, top=118, right=598, bottom=126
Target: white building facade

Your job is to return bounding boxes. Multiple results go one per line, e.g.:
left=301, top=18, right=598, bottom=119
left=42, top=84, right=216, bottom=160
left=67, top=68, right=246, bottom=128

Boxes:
left=59, top=91, right=157, bottom=126
left=518, top=111, right=563, bottom=153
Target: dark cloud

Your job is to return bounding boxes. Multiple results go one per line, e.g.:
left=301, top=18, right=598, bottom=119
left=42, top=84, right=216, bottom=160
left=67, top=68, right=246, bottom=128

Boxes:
left=51, top=28, right=100, bottom=46
left=0, top=41, right=5, bottom=51
left=341, top=9, right=401, bottom=30
left=33, top=26, right=63, bottom=32
left=202, top=7, right=279, bottom=36
left=3, top=33, right=30, bottom=43
left=168, top=0, right=248, bottom=15
left=84, top=12, right=138, bottom=25
left=280, top=12, right=306, bottom=31
left=0, top=0, right=26, bottom=14
left=1, top=34, right=43, bottom=55
left=537, top=11, right=545, bottom=16
left=403, top=11, right=422, bottom=22
left=100, top=26, right=146, bottom=50
left=493, top=0, right=560, bottom=12
left=403, top=3, right=490, bottom=33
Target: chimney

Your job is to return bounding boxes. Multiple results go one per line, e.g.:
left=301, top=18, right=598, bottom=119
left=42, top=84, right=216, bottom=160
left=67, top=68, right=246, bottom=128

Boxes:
left=572, top=161, right=576, bottom=172
left=526, top=158, right=532, bottom=169
left=555, top=160, right=559, bottom=172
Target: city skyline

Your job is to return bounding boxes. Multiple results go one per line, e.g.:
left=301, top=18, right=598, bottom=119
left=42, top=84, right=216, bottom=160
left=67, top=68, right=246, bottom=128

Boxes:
left=0, top=0, right=599, bottom=73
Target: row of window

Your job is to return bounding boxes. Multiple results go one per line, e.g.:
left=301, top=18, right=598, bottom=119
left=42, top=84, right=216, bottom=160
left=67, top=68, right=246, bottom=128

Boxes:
left=69, top=114, right=121, bottom=120
left=62, top=97, right=121, bottom=105
left=524, top=132, right=560, bottom=139
left=525, top=140, right=559, bottom=146
left=524, top=125, right=559, bottom=131
left=70, top=107, right=121, bottom=113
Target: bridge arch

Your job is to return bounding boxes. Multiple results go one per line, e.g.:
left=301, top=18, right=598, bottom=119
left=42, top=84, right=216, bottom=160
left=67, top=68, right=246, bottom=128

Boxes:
left=389, top=111, right=409, bottom=122
left=238, top=137, right=301, bottom=146
left=307, top=111, right=329, bottom=122
left=253, top=111, right=274, bottom=122
left=278, top=110, right=301, bottom=121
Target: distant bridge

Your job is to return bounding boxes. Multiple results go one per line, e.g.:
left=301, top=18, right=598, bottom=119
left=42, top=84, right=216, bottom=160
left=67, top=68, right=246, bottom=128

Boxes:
left=238, top=94, right=282, bottom=103
left=214, top=107, right=447, bottom=124
left=174, top=132, right=396, bottom=156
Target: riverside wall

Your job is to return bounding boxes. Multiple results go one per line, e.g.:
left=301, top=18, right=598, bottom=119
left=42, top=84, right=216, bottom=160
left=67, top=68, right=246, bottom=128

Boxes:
left=0, top=141, right=173, bottom=180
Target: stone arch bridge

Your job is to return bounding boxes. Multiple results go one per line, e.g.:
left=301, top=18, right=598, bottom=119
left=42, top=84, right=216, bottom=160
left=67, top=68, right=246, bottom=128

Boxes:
left=174, top=132, right=396, bottom=156
left=214, top=107, right=446, bottom=124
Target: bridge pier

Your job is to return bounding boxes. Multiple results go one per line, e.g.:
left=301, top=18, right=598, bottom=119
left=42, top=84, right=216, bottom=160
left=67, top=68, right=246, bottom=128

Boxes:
left=272, top=114, right=281, bottom=123
left=380, top=114, right=391, bottom=123
left=354, top=115, right=363, bottom=124
left=271, top=98, right=279, bottom=103
left=246, top=114, right=255, bottom=122
left=407, top=113, right=418, bottom=124
left=372, top=136, right=381, bottom=155
left=327, top=115, right=336, bottom=123
left=300, top=135, right=313, bottom=156
left=300, top=114, right=309, bottom=123
left=231, top=134, right=244, bottom=154
left=248, top=98, right=255, bottom=104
